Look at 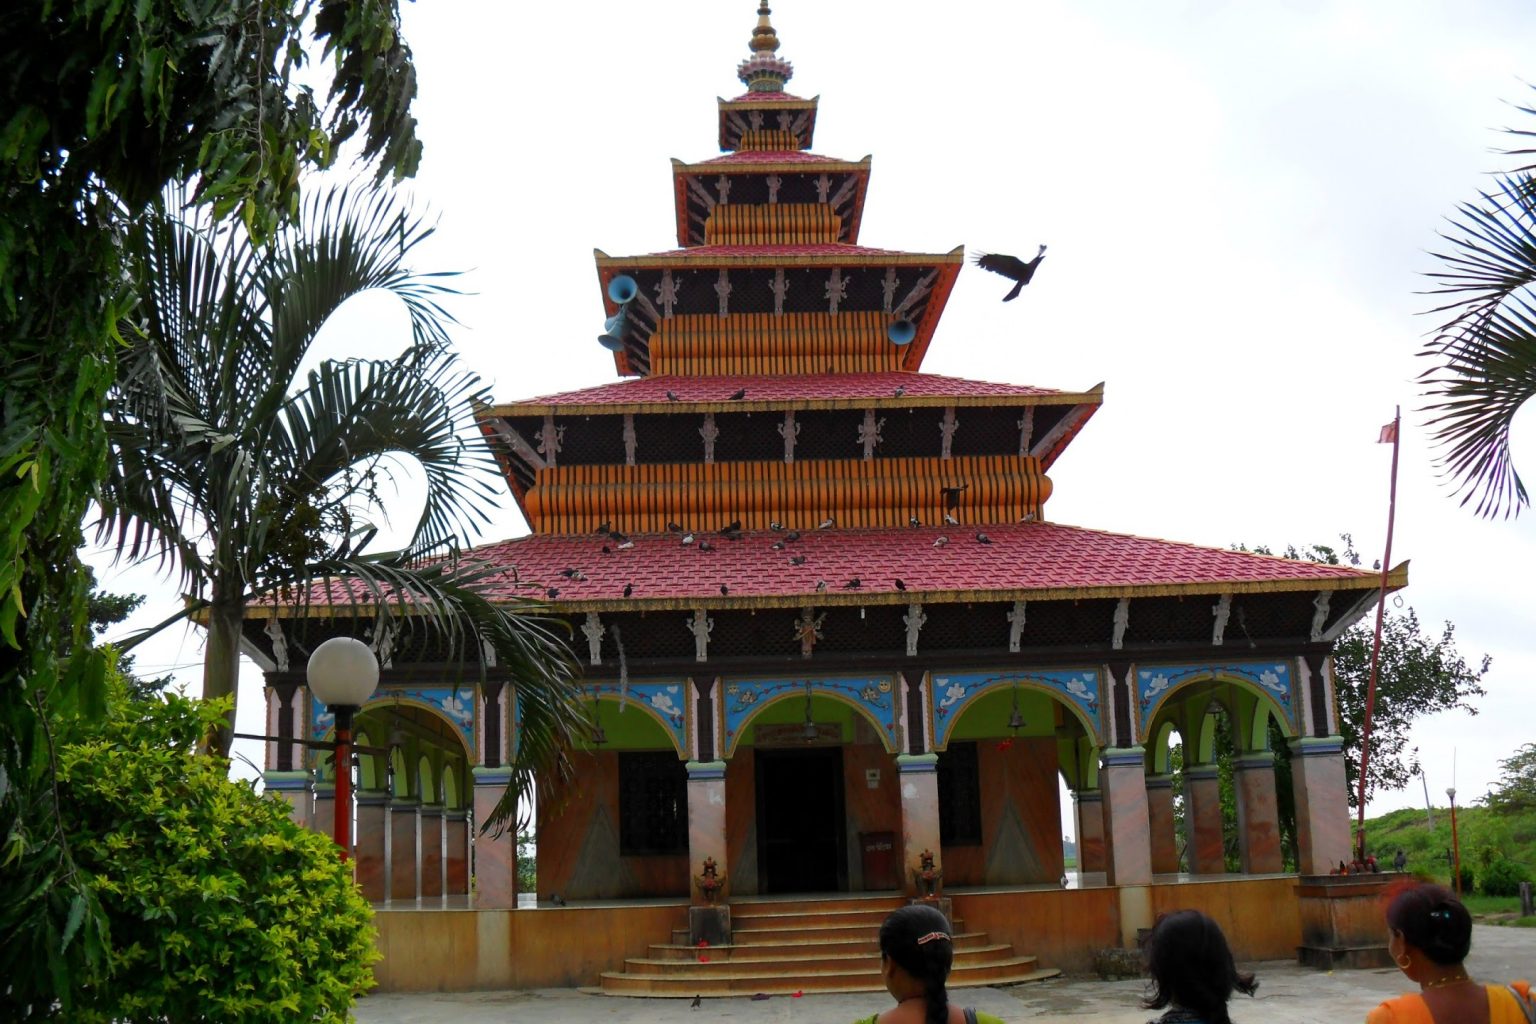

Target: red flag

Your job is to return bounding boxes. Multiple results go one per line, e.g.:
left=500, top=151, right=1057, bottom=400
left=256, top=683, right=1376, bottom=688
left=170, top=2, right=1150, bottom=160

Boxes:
left=1378, top=420, right=1397, bottom=444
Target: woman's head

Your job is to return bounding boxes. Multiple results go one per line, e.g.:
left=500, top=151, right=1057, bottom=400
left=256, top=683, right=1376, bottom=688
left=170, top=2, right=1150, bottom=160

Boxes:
left=879, top=903, right=953, bottom=1024
left=1385, top=882, right=1472, bottom=968
left=1143, top=910, right=1258, bottom=1024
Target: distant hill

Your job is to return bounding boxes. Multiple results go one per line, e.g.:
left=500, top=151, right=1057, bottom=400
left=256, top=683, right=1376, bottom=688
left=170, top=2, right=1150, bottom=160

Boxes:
left=1360, top=803, right=1535, bottom=886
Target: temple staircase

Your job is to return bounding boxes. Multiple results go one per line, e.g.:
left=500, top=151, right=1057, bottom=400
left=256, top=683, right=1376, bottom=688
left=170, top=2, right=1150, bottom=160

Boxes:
left=598, top=893, right=1059, bottom=997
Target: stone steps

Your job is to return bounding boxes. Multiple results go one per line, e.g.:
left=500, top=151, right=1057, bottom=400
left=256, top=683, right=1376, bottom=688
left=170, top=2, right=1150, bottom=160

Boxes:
left=601, top=893, right=1059, bottom=998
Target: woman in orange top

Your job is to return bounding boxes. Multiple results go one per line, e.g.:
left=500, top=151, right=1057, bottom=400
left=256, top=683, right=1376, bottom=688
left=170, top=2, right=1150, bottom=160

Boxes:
left=1368, top=882, right=1533, bottom=1024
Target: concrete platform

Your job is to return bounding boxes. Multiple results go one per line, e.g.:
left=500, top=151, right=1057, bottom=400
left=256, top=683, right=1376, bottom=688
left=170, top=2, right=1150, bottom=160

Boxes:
left=355, top=923, right=1536, bottom=1024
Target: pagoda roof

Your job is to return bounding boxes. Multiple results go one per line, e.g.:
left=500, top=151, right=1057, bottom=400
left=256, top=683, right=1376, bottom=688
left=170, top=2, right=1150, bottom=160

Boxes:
left=671, top=154, right=873, bottom=245
left=275, top=522, right=1403, bottom=615
left=724, top=91, right=813, bottom=104
left=688, top=150, right=857, bottom=167
left=485, top=372, right=1098, bottom=416
left=598, top=242, right=928, bottom=264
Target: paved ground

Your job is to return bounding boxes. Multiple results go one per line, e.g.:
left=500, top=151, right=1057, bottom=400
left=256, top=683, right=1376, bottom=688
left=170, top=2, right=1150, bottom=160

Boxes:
left=355, top=924, right=1536, bottom=1024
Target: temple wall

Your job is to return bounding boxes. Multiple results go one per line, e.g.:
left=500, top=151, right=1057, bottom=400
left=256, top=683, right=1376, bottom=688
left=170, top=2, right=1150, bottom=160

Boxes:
left=724, top=748, right=759, bottom=894
left=536, top=751, right=688, bottom=900
left=370, top=876, right=1302, bottom=990
left=941, top=737, right=1063, bottom=886
left=841, top=740, right=902, bottom=889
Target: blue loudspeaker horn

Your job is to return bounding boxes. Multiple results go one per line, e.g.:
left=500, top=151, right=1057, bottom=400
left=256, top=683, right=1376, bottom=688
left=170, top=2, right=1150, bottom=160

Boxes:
left=607, top=275, right=639, bottom=305
left=888, top=319, right=917, bottom=346
left=598, top=308, right=628, bottom=352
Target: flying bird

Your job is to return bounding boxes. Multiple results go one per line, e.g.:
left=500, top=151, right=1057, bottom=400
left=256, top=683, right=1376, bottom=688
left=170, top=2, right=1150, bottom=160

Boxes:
left=940, top=485, right=968, bottom=509
left=974, top=244, right=1047, bottom=301
left=728, top=387, right=747, bottom=401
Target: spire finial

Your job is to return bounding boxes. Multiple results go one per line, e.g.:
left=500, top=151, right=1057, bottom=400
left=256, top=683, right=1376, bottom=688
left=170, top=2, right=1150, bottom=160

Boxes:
left=738, top=2, right=794, bottom=93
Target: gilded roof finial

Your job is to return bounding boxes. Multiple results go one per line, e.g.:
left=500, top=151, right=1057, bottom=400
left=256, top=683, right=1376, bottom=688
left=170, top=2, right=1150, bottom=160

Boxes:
left=738, top=2, right=794, bottom=93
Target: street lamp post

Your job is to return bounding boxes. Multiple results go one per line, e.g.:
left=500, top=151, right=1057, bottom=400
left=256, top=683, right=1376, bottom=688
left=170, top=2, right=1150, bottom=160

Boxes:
left=307, top=637, right=380, bottom=862
left=1446, top=786, right=1461, bottom=897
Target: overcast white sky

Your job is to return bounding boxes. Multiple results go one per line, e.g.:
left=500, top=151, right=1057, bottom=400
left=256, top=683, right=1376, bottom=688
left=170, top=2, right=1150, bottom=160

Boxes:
left=92, top=1, right=1536, bottom=827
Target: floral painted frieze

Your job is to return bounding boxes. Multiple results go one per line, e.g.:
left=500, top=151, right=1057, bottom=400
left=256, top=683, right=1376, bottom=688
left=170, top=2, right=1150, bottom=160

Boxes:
left=932, top=670, right=1102, bottom=748
left=1137, top=661, right=1295, bottom=733
left=581, top=680, right=689, bottom=757
left=310, top=686, right=478, bottom=759
left=722, top=676, right=898, bottom=756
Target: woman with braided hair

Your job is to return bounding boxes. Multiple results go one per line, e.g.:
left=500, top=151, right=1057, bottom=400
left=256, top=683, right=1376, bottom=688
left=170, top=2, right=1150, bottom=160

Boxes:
left=1368, top=882, right=1532, bottom=1024
left=853, top=903, right=1004, bottom=1024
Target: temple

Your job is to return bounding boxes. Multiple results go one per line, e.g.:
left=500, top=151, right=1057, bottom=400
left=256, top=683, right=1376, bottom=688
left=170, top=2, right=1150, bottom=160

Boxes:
left=254, top=2, right=1405, bottom=993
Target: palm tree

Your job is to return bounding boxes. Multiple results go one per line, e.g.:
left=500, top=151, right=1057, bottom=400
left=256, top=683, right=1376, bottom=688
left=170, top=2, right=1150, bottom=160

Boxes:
left=99, top=183, right=581, bottom=830
left=1422, top=93, right=1536, bottom=518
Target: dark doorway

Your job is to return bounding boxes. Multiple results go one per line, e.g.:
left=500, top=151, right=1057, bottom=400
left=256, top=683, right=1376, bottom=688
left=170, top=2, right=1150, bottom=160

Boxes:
left=755, top=747, right=846, bottom=893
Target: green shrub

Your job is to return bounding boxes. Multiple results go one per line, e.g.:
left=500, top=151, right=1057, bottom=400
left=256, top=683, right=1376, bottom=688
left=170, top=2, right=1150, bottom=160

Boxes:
left=57, top=688, right=377, bottom=1022
left=1457, top=864, right=1476, bottom=894
left=1481, top=859, right=1532, bottom=897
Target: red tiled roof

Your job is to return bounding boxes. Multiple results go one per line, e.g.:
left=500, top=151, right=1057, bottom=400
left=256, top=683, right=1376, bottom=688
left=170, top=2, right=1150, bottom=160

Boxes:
left=725, top=91, right=810, bottom=103
left=490, top=372, right=1077, bottom=412
left=288, top=522, right=1391, bottom=611
left=626, top=243, right=906, bottom=259
left=694, top=150, right=843, bottom=165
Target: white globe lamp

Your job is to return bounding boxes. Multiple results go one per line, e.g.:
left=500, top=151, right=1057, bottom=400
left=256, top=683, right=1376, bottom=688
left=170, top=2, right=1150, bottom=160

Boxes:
left=307, top=637, right=380, bottom=862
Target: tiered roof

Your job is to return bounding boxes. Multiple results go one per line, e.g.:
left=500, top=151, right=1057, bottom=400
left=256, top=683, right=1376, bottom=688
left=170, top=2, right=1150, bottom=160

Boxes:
left=455, top=3, right=1398, bottom=615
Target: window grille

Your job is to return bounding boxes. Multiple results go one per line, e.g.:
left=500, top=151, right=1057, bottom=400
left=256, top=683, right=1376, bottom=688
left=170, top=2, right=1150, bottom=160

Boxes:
left=619, top=752, right=688, bottom=855
left=938, top=741, right=983, bottom=846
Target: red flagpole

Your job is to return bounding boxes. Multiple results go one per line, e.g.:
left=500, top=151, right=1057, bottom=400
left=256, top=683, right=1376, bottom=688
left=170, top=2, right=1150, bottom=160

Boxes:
left=1356, top=407, right=1401, bottom=863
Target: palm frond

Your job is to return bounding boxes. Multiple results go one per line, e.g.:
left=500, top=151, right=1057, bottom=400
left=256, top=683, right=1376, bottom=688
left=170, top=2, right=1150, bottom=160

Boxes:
left=1421, top=168, right=1536, bottom=517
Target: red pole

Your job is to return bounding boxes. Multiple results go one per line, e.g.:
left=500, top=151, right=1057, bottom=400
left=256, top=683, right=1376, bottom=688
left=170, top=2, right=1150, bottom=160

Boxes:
left=1356, top=407, right=1401, bottom=863
left=334, top=707, right=354, bottom=863
left=1449, top=793, right=1462, bottom=896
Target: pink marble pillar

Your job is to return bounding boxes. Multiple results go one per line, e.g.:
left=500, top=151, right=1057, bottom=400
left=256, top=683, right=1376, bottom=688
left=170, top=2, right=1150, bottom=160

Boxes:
left=1290, top=738, right=1351, bottom=875
left=471, top=770, right=517, bottom=909
left=418, top=805, right=444, bottom=898
left=312, top=784, right=336, bottom=850
left=1074, top=790, right=1106, bottom=874
left=445, top=811, right=470, bottom=897
left=388, top=797, right=419, bottom=902
left=1145, top=774, right=1180, bottom=875
left=262, top=772, right=311, bottom=827
left=686, top=761, right=729, bottom=903
left=1099, top=749, right=1152, bottom=887
left=354, top=793, right=388, bottom=901
left=1183, top=765, right=1227, bottom=874
left=897, top=754, right=943, bottom=897
left=1235, top=752, right=1284, bottom=874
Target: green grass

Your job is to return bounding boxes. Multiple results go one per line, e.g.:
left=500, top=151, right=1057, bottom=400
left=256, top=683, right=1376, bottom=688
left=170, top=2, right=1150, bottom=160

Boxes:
left=1358, top=803, right=1536, bottom=899
left=1512, top=917, right=1536, bottom=928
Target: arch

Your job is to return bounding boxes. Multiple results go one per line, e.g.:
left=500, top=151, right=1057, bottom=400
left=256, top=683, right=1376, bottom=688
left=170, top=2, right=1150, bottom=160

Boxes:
left=724, top=687, right=898, bottom=758
left=417, top=755, right=436, bottom=805
left=390, top=746, right=409, bottom=799
left=1146, top=720, right=1184, bottom=775
left=580, top=693, right=687, bottom=759
left=442, top=765, right=461, bottom=810
left=933, top=673, right=1100, bottom=751
left=1141, top=669, right=1295, bottom=753
left=354, top=729, right=385, bottom=791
